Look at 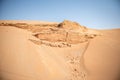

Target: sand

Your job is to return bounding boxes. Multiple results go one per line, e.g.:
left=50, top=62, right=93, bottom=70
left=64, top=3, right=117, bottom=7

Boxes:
left=0, top=20, right=120, bottom=80
left=84, top=29, right=120, bottom=80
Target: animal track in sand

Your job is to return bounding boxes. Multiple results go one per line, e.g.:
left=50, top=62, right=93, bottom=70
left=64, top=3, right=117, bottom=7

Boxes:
left=67, top=55, right=87, bottom=80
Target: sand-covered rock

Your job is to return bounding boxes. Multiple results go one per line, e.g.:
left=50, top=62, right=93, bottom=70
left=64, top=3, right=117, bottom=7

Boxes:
left=0, top=20, right=98, bottom=47
left=57, top=20, right=87, bottom=31
left=33, top=20, right=97, bottom=45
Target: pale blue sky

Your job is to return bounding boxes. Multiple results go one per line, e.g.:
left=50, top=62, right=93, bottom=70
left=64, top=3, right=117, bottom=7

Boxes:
left=0, top=0, right=120, bottom=29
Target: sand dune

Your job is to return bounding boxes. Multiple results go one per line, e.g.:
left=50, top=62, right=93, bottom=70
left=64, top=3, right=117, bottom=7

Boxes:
left=84, top=29, right=120, bottom=80
left=0, top=20, right=120, bottom=80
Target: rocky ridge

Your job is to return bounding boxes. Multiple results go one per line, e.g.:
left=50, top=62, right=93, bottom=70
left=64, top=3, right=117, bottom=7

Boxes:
left=0, top=20, right=98, bottom=47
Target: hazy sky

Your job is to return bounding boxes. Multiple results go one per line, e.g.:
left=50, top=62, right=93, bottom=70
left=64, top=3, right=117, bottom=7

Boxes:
left=0, top=0, right=120, bottom=29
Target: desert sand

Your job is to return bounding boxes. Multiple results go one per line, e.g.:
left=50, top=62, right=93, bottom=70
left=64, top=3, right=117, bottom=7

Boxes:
left=0, top=20, right=120, bottom=80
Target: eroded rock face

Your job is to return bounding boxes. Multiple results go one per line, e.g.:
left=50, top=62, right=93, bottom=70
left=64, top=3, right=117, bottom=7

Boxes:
left=34, top=30, right=67, bottom=42
left=0, top=20, right=98, bottom=47
left=33, top=20, right=97, bottom=46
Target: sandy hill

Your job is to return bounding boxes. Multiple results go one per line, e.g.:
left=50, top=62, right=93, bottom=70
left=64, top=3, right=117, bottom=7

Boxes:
left=0, top=20, right=120, bottom=80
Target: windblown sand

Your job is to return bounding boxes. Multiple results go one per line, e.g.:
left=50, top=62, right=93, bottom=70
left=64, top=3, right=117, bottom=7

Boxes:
left=0, top=20, right=120, bottom=80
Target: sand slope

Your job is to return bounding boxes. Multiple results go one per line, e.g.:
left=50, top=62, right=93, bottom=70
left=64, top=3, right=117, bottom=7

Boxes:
left=0, top=24, right=87, bottom=80
left=0, top=26, right=70, bottom=80
left=0, top=20, right=120, bottom=80
left=84, top=29, right=120, bottom=80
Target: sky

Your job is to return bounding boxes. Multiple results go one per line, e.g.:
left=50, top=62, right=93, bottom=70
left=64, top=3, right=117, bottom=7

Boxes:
left=0, top=0, right=120, bottom=29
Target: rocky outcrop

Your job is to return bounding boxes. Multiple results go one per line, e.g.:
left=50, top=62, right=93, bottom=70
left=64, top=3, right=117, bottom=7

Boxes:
left=58, top=20, right=86, bottom=30
left=33, top=20, right=97, bottom=46
left=0, top=20, right=98, bottom=47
